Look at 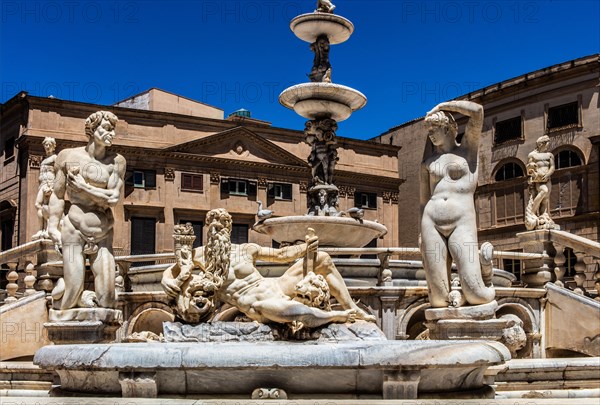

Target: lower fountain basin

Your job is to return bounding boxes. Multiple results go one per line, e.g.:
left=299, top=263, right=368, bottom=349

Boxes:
left=34, top=339, right=510, bottom=399
left=279, top=82, right=367, bottom=121
left=253, top=216, right=387, bottom=247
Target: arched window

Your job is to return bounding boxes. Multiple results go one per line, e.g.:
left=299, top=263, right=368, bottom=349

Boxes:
left=554, top=150, right=582, bottom=170
left=495, top=162, right=525, bottom=182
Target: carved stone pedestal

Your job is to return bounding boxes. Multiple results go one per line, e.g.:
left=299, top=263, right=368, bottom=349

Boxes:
left=517, top=230, right=556, bottom=287
left=425, top=301, right=510, bottom=341
left=44, top=308, right=122, bottom=344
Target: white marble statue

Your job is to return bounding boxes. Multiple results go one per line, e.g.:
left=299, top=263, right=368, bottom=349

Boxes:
left=162, top=208, right=375, bottom=332
left=32, top=137, right=57, bottom=240
left=316, top=0, right=335, bottom=13
left=420, top=101, right=495, bottom=308
left=525, top=135, right=558, bottom=230
left=48, top=111, right=126, bottom=310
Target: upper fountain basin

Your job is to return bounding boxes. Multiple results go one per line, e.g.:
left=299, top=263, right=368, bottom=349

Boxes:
left=290, top=12, right=354, bottom=44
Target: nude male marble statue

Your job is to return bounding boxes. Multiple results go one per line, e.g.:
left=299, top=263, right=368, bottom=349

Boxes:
left=420, top=101, right=495, bottom=308
left=48, top=111, right=126, bottom=310
left=32, top=137, right=57, bottom=240
left=162, top=208, right=375, bottom=330
left=525, top=135, right=558, bottom=230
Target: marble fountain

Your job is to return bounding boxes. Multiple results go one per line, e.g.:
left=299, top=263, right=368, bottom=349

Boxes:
left=6, top=0, right=548, bottom=400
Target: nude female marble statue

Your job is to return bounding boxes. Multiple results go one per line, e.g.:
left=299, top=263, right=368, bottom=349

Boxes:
left=420, top=101, right=494, bottom=308
left=48, top=111, right=126, bottom=310
left=32, top=137, right=57, bottom=240
left=162, top=208, right=375, bottom=330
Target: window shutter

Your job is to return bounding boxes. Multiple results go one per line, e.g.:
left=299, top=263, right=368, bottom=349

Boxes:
left=283, top=184, right=292, bottom=200
left=193, top=175, right=203, bottom=191
left=369, top=193, right=377, bottom=209
left=354, top=192, right=361, bottom=207
left=125, top=170, right=133, bottom=186
left=267, top=183, right=275, bottom=198
left=221, top=178, right=229, bottom=193
left=182, top=174, right=192, bottom=190
left=145, top=170, right=156, bottom=188
left=248, top=181, right=257, bottom=197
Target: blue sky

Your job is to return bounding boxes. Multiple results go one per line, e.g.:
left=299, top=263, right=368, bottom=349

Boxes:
left=1, top=0, right=598, bottom=140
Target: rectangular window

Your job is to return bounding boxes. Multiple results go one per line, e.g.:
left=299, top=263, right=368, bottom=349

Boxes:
left=231, top=224, right=248, bottom=244
left=181, top=173, right=203, bottom=192
left=355, top=192, right=377, bottom=209
left=4, top=138, right=15, bottom=160
left=494, top=186, right=525, bottom=226
left=494, top=117, right=522, bottom=144
left=130, top=217, right=156, bottom=267
left=221, top=178, right=257, bottom=198
left=268, top=183, right=292, bottom=200
left=503, top=257, right=521, bottom=281
left=547, top=101, right=579, bottom=131
left=126, top=169, right=156, bottom=189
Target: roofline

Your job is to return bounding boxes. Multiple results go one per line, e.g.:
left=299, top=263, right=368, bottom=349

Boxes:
left=5, top=92, right=400, bottom=154
left=373, top=53, right=599, bottom=139
left=457, top=53, right=599, bottom=102
left=113, top=87, right=225, bottom=112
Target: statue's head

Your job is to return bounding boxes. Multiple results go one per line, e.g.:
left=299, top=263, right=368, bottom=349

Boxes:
left=206, top=208, right=232, bottom=235
left=42, top=137, right=56, bottom=155
left=425, top=111, right=458, bottom=144
left=536, top=135, right=550, bottom=151
left=85, top=111, right=118, bottom=146
left=294, top=271, right=331, bottom=310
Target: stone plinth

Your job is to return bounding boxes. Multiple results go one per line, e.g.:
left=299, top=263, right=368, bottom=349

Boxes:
left=425, top=301, right=511, bottom=341
left=34, top=339, right=509, bottom=399
left=44, top=308, right=122, bottom=344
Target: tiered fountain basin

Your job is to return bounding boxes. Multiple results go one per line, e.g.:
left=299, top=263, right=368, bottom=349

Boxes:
left=279, top=82, right=367, bottom=121
left=290, top=12, right=354, bottom=44
left=253, top=216, right=387, bottom=247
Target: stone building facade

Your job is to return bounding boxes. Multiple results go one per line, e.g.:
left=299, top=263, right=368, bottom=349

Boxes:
left=373, top=54, right=600, bottom=287
left=0, top=89, right=401, bottom=259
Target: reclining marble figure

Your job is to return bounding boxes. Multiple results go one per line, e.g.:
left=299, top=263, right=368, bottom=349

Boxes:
left=420, top=101, right=495, bottom=308
left=162, top=208, right=375, bottom=330
left=48, top=111, right=126, bottom=310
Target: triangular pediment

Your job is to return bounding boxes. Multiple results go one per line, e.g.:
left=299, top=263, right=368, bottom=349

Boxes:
left=165, top=127, right=307, bottom=167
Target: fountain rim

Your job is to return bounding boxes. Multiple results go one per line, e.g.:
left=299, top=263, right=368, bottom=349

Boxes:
left=290, top=12, right=355, bottom=44
left=279, top=82, right=367, bottom=112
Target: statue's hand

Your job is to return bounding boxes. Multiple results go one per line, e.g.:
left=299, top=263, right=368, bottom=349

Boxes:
left=67, top=171, right=88, bottom=191
left=306, top=234, right=319, bottom=253
left=162, top=277, right=181, bottom=299
left=426, top=105, right=440, bottom=117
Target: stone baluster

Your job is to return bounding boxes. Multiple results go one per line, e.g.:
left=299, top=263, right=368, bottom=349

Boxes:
left=5, top=262, right=19, bottom=304
left=572, top=250, right=587, bottom=295
left=553, top=243, right=566, bottom=287
left=23, top=263, right=38, bottom=296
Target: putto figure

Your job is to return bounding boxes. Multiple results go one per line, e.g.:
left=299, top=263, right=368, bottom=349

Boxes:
left=420, top=101, right=495, bottom=308
left=316, top=0, right=336, bottom=13
left=48, top=111, right=126, bottom=310
left=32, top=137, right=57, bottom=240
left=162, top=208, right=375, bottom=331
left=525, top=135, right=559, bottom=230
